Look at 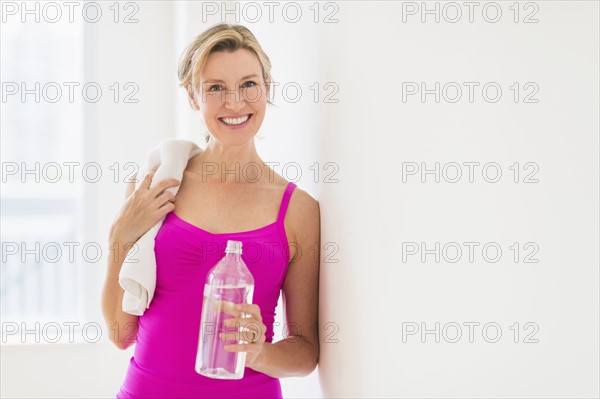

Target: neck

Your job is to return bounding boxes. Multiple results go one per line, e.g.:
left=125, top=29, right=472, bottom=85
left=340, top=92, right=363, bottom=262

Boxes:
left=192, top=137, right=265, bottom=184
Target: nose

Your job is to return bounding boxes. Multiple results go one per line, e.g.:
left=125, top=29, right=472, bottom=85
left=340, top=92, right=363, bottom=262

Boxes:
left=223, top=89, right=246, bottom=112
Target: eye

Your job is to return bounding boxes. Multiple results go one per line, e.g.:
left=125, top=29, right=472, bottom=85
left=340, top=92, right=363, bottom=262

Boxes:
left=241, top=81, right=257, bottom=88
left=207, top=84, right=223, bottom=92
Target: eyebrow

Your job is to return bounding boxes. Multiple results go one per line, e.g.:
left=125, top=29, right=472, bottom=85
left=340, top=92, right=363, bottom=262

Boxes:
left=203, top=74, right=259, bottom=84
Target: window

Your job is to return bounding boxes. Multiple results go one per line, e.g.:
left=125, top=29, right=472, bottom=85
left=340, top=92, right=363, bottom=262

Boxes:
left=1, top=7, right=85, bottom=343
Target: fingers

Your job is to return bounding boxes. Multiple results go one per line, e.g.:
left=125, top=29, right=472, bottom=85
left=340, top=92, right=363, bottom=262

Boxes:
left=140, top=166, right=181, bottom=197
left=152, top=190, right=176, bottom=209
left=221, top=330, right=263, bottom=353
left=219, top=300, right=238, bottom=316
left=237, top=303, right=262, bottom=322
left=150, top=177, right=181, bottom=197
left=219, top=330, right=260, bottom=344
left=156, top=201, right=176, bottom=218
left=212, top=301, right=264, bottom=345
left=141, top=166, right=158, bottom=190
left=218, top=303, right=265, bottom=353
left=222, top=318, right=265, bottom=345
left=210, top=300, right=239, bottom=317
left=223, top=317, right=263, bottom=330
left=220, top=302, right=262, bottom=321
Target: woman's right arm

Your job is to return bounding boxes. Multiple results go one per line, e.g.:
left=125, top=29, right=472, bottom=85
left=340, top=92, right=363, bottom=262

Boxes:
left=101, top=168, right=180, bottom=350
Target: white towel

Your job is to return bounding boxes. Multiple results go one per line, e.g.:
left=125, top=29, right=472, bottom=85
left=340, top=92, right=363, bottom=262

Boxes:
left=119, top=138, right=204, bottom=315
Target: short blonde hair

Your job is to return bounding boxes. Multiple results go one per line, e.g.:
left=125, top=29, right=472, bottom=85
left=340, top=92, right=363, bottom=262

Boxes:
left=177, top=24, right=273, bottom=144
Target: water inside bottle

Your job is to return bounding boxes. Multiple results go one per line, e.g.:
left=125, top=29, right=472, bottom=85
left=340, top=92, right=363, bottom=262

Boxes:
left=195, top=283, right=255, bottom=379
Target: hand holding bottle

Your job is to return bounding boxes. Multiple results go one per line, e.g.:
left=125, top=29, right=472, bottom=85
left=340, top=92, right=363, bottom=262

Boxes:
left=196, top=240, right=256, bottom=379
left=219, top=302, right=266, bottom=368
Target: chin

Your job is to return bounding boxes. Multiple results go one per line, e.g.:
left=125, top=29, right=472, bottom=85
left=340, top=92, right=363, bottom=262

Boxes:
left=210, top=130, right=259, bottom=145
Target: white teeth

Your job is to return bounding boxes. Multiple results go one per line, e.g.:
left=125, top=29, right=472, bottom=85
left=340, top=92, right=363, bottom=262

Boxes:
left=221, top=114, right=250, bottom=125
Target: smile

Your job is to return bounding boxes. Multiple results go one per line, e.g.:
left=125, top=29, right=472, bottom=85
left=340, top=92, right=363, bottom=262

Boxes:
left=219, top=114, right=252, bottom=126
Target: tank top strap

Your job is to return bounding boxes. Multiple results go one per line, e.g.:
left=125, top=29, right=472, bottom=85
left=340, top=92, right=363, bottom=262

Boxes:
left=276, top=181, right=297, bottom=223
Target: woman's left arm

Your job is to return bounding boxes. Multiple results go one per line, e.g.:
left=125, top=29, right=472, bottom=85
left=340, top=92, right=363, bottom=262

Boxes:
left=249, top=191, right=321, bottom=378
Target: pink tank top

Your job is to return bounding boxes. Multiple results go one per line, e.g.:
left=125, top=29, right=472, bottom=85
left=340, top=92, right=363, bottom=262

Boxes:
left=116, top=181, right=297, bottom=399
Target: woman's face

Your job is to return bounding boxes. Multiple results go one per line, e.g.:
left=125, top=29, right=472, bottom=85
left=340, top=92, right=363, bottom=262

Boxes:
left=191, top=48, right=268, bottom=146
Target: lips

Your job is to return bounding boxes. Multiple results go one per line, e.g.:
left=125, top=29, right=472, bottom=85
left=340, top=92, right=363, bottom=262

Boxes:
left=219, top=114, right=252, bottom=126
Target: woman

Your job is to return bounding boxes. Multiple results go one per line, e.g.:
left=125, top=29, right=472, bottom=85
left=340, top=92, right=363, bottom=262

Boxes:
left=102, top=23, right=321, bottom=398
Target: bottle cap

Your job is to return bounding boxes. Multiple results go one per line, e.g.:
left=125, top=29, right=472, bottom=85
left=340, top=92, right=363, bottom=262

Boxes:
left=225, top=240, right=243, bottom=255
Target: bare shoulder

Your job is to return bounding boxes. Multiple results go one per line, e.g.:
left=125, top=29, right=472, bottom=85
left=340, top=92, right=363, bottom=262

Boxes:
left=288, top=185, right=319, bottom=217
left=285, top=184, right=321, bottom=262
left=269, top=171, right=319, bottom=220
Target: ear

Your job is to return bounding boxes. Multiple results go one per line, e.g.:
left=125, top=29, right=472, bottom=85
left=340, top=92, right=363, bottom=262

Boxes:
left=186, top=84, right=200, bottom=111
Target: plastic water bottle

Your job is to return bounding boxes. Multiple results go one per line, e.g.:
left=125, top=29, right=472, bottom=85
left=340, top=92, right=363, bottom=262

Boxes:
left=195, top=240, right=255, bottom=379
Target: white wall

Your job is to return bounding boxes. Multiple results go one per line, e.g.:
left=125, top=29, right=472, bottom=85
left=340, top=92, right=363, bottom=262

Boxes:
left=315, top=1, right=599, bottom=397
left=2, top=1, right=598, bottom=398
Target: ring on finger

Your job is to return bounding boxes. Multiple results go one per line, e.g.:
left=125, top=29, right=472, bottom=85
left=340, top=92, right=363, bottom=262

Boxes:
left=243, top=327, right=259, bottom=343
